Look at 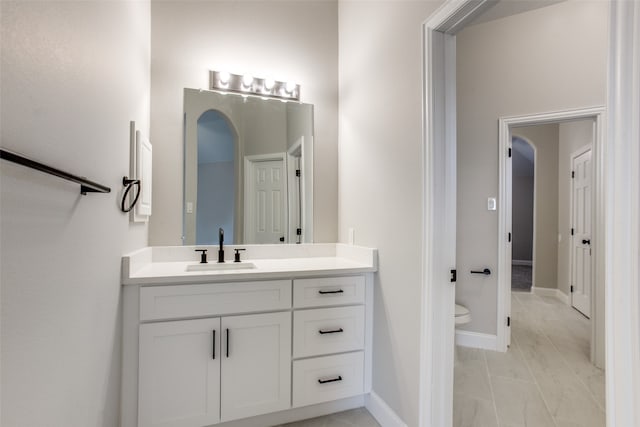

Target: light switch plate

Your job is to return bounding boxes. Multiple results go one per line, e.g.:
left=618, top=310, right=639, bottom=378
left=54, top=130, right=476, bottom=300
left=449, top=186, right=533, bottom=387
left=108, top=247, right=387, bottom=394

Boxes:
left=487, top=197, right=497, bottom=211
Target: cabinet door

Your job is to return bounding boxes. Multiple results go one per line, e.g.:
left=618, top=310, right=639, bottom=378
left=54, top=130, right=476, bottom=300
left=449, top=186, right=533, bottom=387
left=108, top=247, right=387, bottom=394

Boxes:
left=139, top=318, right=221, bottom=427
left=221, top=312, right=291, bottom=422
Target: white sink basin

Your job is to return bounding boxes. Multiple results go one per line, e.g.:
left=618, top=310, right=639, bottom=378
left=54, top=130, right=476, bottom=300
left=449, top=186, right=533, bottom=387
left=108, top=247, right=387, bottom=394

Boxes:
left=185, top=262, right=256, bottom=272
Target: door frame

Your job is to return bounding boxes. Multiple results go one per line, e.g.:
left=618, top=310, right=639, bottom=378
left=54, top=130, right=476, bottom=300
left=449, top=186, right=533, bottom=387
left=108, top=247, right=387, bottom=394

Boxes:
left=421, top=1, right=640, bottom=426
left=497, top=107, right=604, bottom=357
left=569, top=144, right=594, bottom=317
left=243, top=153, right=288, bottom=244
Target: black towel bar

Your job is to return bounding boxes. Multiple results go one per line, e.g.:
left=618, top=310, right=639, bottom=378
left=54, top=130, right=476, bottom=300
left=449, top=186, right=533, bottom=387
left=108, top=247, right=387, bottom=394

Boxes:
left=0, top=148, right=111, bottom=195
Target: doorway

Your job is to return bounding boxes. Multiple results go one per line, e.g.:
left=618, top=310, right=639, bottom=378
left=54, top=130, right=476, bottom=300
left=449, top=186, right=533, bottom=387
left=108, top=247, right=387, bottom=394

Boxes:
left=510, top=136, right=535, bottom=293
left=419, top=1, right=640, bottom=425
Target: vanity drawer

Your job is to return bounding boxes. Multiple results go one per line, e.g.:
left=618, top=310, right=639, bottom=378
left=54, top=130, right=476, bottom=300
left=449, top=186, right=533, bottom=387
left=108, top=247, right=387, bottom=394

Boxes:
left=293, top=276, right=365, bottom=308
left=293, top=306, right=365, bottom=358
left=292, top=352, right=364, bottom=408
left=140, top=280, right=292, bottom=321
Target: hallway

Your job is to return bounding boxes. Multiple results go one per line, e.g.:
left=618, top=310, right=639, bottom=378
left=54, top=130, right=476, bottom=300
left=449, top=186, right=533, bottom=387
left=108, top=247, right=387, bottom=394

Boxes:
left=454, top=293, right=605, bottom=427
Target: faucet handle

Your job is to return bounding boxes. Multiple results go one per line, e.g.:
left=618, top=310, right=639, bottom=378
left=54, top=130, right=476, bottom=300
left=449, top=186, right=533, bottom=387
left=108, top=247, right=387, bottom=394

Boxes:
left=234, top=248, right=246, bottom=263
left=195, top=249, right=208, bottom=264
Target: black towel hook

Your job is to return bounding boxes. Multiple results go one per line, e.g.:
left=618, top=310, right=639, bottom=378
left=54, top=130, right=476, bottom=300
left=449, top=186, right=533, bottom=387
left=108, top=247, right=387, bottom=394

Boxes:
left=121, top=176, right=141, bottom=212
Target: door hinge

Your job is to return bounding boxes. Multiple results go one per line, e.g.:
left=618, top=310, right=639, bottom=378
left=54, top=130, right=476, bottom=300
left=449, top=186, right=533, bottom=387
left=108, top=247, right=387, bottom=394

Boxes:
left=572, top=170, right=575, bottom=178
left=296, top=228, right=302, bottom=235
left=508, top=148, right=512, bottom=157
left=571, top=285, right=574, bottom=293
left=571, top=228, right=574, bottom=236
left=450, top=269, right=457, bottom=283
left=296, top=169, right=301, bottom=177
left=507, top=316, right=511, bottom=327
left=508, top=232, right=512, bottom=242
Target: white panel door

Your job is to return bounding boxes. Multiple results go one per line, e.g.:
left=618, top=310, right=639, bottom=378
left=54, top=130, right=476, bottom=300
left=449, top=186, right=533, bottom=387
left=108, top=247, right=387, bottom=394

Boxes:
left=220, top=312, right=291, bottom=422
left=138, top=318, right=221, bottom=427
left=571, top=149, right=592, bottom=317
left=249, top=159, right=286, bottom=244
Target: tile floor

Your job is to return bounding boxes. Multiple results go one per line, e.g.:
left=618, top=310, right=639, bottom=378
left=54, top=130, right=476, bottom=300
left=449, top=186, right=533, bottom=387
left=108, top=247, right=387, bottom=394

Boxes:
left=277, top=407, right=380, bottom=427
left=454, top=292, right=605, bottom=427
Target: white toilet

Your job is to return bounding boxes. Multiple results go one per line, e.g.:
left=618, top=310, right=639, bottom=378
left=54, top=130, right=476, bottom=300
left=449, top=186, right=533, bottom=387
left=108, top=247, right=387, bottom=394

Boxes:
left=455, top=303, right=471, bottom=326
left=454, top=303, right=471, bottom=361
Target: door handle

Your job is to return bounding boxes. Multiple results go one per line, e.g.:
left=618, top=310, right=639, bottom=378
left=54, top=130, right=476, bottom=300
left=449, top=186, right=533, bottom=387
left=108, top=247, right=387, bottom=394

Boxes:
left=470, top=268, right=491, bottom=275
left=582, top=239, right=591, bottom=245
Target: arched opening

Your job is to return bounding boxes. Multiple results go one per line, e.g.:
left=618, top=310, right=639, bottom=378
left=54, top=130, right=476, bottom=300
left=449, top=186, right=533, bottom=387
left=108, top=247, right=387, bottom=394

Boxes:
left=511, top=136, right=535, bottom=292
left=196, top=110, right=236, bottom=245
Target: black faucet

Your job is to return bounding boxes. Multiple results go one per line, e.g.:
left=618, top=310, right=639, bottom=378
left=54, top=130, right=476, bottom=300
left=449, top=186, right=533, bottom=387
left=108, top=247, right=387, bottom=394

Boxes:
left=218, top=227, right=225, bottom=263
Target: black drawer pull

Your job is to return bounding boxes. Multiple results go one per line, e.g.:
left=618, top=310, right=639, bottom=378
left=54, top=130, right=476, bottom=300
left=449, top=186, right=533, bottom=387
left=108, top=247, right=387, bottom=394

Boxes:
left=318, top=375, right=342, bottom=384
left=318, top=289, right=344, bottom=295
left=212, top=330, right=216, bottom=360
left=226, top=329, right=230, bottom=358
left=319, top=328, right=344, bottom=335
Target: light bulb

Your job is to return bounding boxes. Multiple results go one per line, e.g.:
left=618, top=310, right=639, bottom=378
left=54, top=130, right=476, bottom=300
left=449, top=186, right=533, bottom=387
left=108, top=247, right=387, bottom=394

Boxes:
left=264, top=78, right=275, bottom=91
left=285, top=81, right=297, bottom=94
left=218, top=71, right=230, bottom=85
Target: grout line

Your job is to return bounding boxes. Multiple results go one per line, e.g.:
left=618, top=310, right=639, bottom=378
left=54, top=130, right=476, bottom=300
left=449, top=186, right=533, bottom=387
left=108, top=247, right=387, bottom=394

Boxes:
left=481, top=347, right=501, bottom=426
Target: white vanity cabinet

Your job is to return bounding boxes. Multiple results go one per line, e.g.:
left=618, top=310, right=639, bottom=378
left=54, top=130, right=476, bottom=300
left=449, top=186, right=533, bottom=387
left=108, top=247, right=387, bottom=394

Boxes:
left=121, top=256, right=375, bottom=427
left=291, top=275, right=368, bottom=408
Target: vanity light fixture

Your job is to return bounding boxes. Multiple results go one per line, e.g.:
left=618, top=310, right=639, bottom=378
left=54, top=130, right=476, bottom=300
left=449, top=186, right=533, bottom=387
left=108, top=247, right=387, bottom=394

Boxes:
left=210, top=70, right=300, bottom=101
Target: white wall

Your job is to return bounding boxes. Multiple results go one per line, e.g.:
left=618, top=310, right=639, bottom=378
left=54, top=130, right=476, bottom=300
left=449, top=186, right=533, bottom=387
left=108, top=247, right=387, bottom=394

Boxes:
left=558, top=119, right=594, bottom=296
left=0, top=1, right=150, bottom=426
left=456, top=1, right=607, bottom=334
left=512, top=124, right=559, bottom=289
left=149, top=0, right=338, bottom=245
left=338, top=1, right=444, bottom=425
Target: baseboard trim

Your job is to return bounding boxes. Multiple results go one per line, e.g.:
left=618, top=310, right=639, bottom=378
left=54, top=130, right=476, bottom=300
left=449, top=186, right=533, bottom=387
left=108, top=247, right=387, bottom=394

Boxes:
left=455, top=330, right=498, bottom=351
left=512, top=259, right=533, bottom=266
left=365, top=391, right=407, bottom=427
left=532, top=287, right=570, bottom=305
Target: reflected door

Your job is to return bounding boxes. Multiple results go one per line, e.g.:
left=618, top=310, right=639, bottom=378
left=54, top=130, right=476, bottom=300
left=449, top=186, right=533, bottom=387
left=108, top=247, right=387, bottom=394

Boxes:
left=244, top=156, right=287, bottom=244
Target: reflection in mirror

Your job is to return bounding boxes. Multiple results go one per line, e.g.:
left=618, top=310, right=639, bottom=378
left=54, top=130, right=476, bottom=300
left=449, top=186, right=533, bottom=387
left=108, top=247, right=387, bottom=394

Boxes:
left=196, top=111, right=236, bottom=244
left=183, top=89, right=314, bottom=246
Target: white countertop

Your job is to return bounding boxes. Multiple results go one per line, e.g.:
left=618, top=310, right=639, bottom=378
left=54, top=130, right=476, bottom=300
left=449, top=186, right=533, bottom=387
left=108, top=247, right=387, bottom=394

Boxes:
left=122, top=244, right=377, bottom=285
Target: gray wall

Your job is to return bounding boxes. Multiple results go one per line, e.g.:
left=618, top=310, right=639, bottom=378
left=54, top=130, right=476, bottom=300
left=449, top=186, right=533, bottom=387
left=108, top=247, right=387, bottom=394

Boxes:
left=149, top=1, right=338, bottom=245
left=456, top=1, right=607, bottom=334
left=0, top=1, right=150, bottom=425
left=338, top=2, right=444, bottom=425
left=557, top=119, right=594, bottom=296
left=512, top=124, right=560, bottom=289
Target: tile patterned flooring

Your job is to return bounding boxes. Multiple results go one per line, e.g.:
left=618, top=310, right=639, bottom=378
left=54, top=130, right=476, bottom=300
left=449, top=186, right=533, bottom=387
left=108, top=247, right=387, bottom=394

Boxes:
left=454, top=292, right=605, bottom=427
left=278, top=407, right=380, bottom=427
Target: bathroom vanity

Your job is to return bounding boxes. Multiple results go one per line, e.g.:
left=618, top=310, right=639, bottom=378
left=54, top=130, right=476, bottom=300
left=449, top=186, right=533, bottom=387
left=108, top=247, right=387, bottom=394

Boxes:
left=120, top=244, right=377, bottom=427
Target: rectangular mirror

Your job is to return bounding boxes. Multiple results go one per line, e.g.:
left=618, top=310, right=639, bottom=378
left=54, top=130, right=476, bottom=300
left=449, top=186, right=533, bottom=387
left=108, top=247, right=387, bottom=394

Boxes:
left=183, top=88, right=314, bottom=245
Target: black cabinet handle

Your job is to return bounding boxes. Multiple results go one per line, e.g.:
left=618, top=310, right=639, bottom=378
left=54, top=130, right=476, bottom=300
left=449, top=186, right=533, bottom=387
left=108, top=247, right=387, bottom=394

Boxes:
left=212, top=330, right=216, bottom=360
left=319, top=328, right=344, bottom=335
left=470, top=268, right=491, bottom=275
left=582, top=239, right=591, bottom=245
left=318, top=376, right=342, bottom=384
left=226, top=329, right=229, bottom=358
left=318, top=289, right=344, bottom=295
